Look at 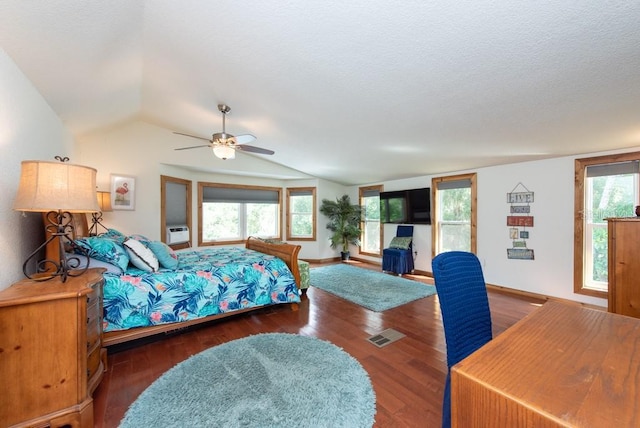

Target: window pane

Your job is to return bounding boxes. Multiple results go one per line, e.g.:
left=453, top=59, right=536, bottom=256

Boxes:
left=291, top=213, right=312, bottom=236
left=202, top=202, right=240, bottom=241
left=290, top=195, right=313, bottom=237
left=362, top=194, right=380, bottom=253
left=584, top=173, right=636, bottom=290
left=364, top=196, right=380, bottom=221
left=591, top=225, right=608, bottom=283
left=247, top=203, right=278, bottom=237
left=363, top=220, right=380, bottom=253
left=437, top=185, right=471, bottom=254
left=439, top=223, right=471, bottom=252
left=587, top=175, right=635, bottom=223
left=291, top=195, right=312, bottom=213
left=440, top=188, right=471, bottom=221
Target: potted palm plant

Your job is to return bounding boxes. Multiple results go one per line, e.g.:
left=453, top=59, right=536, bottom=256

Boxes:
left=320, top=194, right=363, bottom=260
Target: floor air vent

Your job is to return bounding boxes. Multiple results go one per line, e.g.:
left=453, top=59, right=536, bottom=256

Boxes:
left=367, top=328, right=405, bottom=348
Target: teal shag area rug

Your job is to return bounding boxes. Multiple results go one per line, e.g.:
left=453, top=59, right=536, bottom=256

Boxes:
left=310, top=264, right=436, bottom=312
left=119, top=333, right=376, bottom=428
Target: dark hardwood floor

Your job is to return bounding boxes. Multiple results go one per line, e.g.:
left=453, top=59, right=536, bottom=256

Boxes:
left=93, top=261, right=545, bottom=427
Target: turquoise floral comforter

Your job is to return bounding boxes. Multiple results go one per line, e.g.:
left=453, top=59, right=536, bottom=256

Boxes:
left=102, top=246, right=300, bottom=332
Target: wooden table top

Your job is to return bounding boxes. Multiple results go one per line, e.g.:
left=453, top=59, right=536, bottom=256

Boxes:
left=451, top=301, right=640, bottom=427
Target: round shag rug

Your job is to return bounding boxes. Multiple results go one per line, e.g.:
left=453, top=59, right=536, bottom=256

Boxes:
left=119, top=333, right=376, bottom=428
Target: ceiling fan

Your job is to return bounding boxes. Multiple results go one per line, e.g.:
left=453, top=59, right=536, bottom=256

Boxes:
left=174, top=104, right=274, bottom=160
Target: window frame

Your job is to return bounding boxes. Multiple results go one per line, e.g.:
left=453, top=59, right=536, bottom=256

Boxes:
left=197, top=182, right=282, bottom=246
left=431, top=173, right=477, bottom=257
left=359, top=185, right=382, bottom=257
left=574, top=151, right=640, bottom=298
left=286, top=187, right=317, bottom=241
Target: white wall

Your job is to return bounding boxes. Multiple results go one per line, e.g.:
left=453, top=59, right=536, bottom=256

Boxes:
left=0, top=49, right=74, bottom=290
left=477, top=156, right=577, bottom=302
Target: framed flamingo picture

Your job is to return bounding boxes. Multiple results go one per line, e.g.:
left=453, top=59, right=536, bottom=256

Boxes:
left=111, top=174, right=136, bottom=210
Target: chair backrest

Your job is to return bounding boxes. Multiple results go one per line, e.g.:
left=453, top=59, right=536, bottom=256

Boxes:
left=432, top=251, right=492, bottom=369
left=396, top=225, right=413, bottom=238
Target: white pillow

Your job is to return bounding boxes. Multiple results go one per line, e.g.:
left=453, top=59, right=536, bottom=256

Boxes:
left=123, top=238, right=159, bottom=272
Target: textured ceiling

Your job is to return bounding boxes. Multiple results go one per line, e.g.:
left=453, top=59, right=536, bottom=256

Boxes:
left=1, top=1, right=639, bottom=185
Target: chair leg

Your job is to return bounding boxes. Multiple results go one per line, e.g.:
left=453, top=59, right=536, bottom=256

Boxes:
left=442, top=372, right=451, bottom=428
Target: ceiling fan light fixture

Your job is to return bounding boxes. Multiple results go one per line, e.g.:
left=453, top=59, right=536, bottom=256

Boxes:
left=213, top=145, right=235, bottom=160
left=174, top=103, right=271, bottom=157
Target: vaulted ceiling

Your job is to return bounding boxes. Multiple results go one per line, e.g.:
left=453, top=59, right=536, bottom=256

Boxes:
left=1, top=1, right=639, bottom=185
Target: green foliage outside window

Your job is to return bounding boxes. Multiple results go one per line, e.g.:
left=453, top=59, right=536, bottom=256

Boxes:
left=202, top=202, right=278, bottom=241
left=362, top=195, right=380, bottom=253
left=441, top=188, right=471, bottom=221
left=439, top=187, right=471, bottom=252
left=588, top=175, right=636, bottom=283
left=246, top=203, right=278, bottom=236
left=290, top=195, right=313, bottom=236
left=202, top=203, right=240, bottom=241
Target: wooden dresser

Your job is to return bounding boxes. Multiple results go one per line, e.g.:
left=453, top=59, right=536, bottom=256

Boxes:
left=607, top=217, right=640, bottom=319
left=0, top=268, right=106, bottom=428
left=452, top=301, right=640, bottom=427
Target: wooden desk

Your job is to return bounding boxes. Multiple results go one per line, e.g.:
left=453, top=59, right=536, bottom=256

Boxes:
left=451, top=301, right=640, bottom=427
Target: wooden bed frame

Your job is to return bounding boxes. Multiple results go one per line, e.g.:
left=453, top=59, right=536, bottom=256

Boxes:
left=44, top=213, right=302, bottom=346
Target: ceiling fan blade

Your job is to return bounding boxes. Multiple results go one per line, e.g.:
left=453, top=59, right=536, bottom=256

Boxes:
left=173, top=131, right=212, bottom=142
left=234, top=134, right=256, bottom=144
left=236, top=144, right=275, bottom=155
left=174, top=144, right=212, bottom=151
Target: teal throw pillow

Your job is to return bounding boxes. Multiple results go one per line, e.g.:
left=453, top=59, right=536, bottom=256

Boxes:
left=389, top=236, right=412, bottom=250
left=101, top=228, right=126, bottom=244
left=74, top=236, right=130, bottom=272
left=146, top=241, right=179, bottom=270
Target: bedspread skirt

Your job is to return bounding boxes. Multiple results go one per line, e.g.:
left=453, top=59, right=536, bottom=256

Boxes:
left=102, top=247, right=300, bottom=332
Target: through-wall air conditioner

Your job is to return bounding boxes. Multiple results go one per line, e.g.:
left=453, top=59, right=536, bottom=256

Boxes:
left=166, top=225, right=189, bottom=245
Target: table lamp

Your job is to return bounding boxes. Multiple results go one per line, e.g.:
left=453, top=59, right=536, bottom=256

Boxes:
left=13, top=158, right=100, bottom=282
left=89, top=191, right=113, bottom=236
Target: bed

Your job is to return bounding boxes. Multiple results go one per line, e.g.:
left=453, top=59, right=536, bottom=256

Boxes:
left=44, top=213, right=302, bottom=346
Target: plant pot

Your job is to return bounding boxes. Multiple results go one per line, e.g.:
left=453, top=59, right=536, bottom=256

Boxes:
left=341, top=251, right=350, bottom=261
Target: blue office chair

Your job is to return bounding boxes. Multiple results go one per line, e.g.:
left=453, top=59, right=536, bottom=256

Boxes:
left=431, top=251, right=493, bottom=428
left=382, top=225, right=414, bottom=275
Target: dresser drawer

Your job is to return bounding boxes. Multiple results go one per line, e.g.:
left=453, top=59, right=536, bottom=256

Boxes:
left=87, top=345, right=102, bottom=380
left=86, top=287, right=100, bottom=307
left=86, top=302, right=101, bottom=350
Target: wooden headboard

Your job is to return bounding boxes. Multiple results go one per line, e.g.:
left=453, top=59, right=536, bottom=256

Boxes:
left=245, top=236, right=302, bottom=288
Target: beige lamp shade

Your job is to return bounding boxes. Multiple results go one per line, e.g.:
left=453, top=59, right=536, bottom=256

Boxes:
left=96, top=191, right=113, bottom=212
left=13, top=160, right=100, bottom=213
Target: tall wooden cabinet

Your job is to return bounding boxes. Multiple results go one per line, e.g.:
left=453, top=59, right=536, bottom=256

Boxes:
left=0, top=268, right=106, bottom=428
left=607, top=218, right=640, bottom=319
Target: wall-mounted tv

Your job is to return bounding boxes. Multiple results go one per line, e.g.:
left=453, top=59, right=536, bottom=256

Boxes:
left=380, top=187, right=431, bottom=224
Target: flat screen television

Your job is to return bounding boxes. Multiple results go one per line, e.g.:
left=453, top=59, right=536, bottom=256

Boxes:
left=380, top=190, right=407, bottom=224
left=380, top=187, right=431, bottom=224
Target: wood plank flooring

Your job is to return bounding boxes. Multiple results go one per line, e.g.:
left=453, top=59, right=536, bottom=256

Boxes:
left=92, top=261, right=545, bottom=427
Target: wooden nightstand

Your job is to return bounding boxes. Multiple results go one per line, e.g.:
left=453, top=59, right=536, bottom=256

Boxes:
left=0, top=268, right=106, bottom=428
